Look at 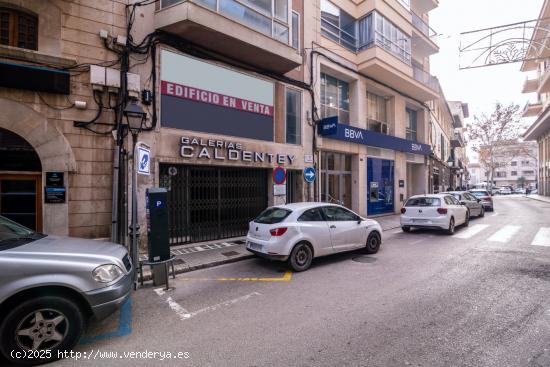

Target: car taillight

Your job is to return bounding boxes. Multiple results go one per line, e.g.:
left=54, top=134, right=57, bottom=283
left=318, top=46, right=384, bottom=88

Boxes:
left=270, top=227, right=288, bottom=236
left=401, top=208, right=406, bottom=214
left=483, top=196, right=492, bottom=201
left=437, top=208, right=448, bottom=214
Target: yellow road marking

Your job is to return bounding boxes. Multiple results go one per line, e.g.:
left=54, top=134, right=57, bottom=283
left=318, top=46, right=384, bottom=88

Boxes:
left=179, top=271, right=293, bottom=282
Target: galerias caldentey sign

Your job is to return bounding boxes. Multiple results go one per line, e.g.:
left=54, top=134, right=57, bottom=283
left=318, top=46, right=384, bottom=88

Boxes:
left=180, top=137, right=295, bottom=165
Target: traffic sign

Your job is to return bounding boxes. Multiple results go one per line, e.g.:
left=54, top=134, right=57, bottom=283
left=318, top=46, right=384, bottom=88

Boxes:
left=273, top=167, right=286, bottom=184
left=303, top=167, right=316, bottom=183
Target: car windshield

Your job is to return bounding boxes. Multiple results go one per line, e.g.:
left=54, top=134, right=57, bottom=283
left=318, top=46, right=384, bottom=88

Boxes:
left=0, top=216, right=44, bottom=250
left=254, top=208, right=292, bottom=224
left=405, top=197, right=441, bottom=207
left=470, top=191, right=489, bottom=197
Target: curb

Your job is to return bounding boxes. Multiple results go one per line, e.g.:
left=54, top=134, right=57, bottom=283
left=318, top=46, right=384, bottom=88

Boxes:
left=523, top=195, right=550, bottom=204
left=140, top=253, right=255, bottom=282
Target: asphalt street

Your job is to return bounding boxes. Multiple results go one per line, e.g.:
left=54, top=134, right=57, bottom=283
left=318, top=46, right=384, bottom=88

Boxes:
left=53, top=195, right=550, bottom=367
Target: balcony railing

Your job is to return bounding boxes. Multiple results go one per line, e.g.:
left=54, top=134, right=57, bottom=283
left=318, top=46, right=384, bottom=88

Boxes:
left=412, top=65, right=438, bottom=91
left=320, top=18, right=357, bottom=52
left=411, top=11, right=437, bottom=38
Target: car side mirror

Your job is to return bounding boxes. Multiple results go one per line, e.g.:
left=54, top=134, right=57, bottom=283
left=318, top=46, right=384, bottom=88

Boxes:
left=357, top=217, right=362, bottom=224
left=460, top=201, right=467, bottom=205
left=477, top=198, right=481, bottom=203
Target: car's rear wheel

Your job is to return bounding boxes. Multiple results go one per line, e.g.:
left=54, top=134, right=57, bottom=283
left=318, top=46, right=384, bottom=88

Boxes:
left=0, top=296, right=85, bottom=366
left=447, top=217, right=455, bottom=235
left=365, top=232, right=381, bottom=254
left=402, top=226, right=411, bottom=233
left=464, top=211, right=470, bottom=227
left=288, top=242, right=313, bottom=272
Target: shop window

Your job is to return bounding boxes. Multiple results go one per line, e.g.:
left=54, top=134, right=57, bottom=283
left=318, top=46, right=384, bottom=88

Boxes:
left=320, top=152, right=352, bottom=208
left=366, top=92, right=388, bottom=134
left=406, top=108, right=417, bottom=141
left=511, top=171, right=517, bottom=176
left=321, top=73, right=350, bottom=124
left=0, top=7, right=38, bottom=50
left=285, top=88, right=301, bottom=144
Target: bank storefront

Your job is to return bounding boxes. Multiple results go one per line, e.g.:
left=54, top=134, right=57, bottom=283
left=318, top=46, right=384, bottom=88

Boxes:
left=148, top=49, right=309, bottom=245
left=318, top=117, right=431, bottom=216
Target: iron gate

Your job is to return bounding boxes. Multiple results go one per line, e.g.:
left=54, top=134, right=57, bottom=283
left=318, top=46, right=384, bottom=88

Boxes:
left=160, top=164, right=268, bottom=245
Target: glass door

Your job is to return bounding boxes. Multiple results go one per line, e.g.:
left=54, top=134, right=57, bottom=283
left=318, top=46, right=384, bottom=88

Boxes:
left=0, top=175, right=42, bottom=231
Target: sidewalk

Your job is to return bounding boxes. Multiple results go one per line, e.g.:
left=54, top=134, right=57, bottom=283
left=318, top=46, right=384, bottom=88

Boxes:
left=524, top=194, right=550, bottom=204
left=139, top=213, right=402, bottom=282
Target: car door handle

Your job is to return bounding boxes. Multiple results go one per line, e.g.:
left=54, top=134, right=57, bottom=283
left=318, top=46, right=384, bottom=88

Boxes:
left=330, top=225, right=336, bottom=229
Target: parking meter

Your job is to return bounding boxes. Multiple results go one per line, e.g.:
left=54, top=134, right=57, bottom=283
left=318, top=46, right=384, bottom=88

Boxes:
left=146, top=188, right=170, bottom=262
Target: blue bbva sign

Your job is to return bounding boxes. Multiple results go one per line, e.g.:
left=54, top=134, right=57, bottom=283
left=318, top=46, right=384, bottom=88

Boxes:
left=318, top=117, right=432, bottom=155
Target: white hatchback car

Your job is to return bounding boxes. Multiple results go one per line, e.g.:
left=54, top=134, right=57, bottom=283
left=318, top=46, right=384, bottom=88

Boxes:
left=400, top=194, right=469, bottom=235
left=246, top=203, right=383, bottom=271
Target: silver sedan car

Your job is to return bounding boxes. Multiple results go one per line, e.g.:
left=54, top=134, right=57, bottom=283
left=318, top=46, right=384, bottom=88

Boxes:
left=246, top=203, right=383, bottom=271
left=0, top=216, right=133, bottom=366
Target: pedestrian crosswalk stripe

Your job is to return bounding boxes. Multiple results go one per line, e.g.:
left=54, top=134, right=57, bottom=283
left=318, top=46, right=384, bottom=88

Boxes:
left=487, top=225, right=521, bottom=243
left=530, top=228, right=550, bottom=247
left=455, top=224, right=490, bottom=239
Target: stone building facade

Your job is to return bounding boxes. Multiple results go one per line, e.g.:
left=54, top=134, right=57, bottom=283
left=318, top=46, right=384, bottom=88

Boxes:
left=0, top=0, right=127, bottom=238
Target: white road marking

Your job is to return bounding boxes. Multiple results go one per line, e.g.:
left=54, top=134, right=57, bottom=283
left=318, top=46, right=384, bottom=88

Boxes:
left=530, top=228, right=550, bottom=247
left=492, top=212, right=499, bottom=217
left=487, top=225, right=521, bottom=243
left=455, top=224, right=490, bottom=239
left=154, top=288, right=261, bottom=321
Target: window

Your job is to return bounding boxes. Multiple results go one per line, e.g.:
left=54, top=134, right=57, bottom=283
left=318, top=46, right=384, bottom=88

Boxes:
left=0, top=7, right=38, bottom=50
left=511, top=161, right=517, bottom=166
left=321, top=73, right=350, bottom=124
left=285, top=88, right=301, bottom=144
left=511, top=171, right=517, bottom=176
left=447, top=196, right=461, bottom=205
left=521, top=160, right=530, bottom=166
left=440, top=134, right=445, bottom=160
left=405, top=197, right=441, bottom=207
left=496, top=172, right=506, bottom=178
left=321, top=206, right=358, bottom=221
left=254, top=207, right=292, bottom=224
left=522, top=170, right=534, bottom=175
left=291, top=11, right=299, bottom=49
left=366, top=92, right=388, bottom=134
left=298, top=208, right=325, bottom=222
left=406, top=108, right=417, bottom=141
left=320, top=0, right=356, bottom=51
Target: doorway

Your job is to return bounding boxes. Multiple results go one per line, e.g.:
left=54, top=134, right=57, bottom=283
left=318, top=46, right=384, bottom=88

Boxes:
left=0, top=128, right=42, bottom=231
left=367, top=158, right=394, bottom=215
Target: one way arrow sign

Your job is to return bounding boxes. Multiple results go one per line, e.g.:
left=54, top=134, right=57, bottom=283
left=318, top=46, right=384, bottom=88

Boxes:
left=303, top=167, right=316, bottom=183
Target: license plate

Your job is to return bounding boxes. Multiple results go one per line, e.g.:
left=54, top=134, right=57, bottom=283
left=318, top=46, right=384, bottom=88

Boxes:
left=248, top=242, right=262, bottom=251
left=412, top=219, right=427, bottom=223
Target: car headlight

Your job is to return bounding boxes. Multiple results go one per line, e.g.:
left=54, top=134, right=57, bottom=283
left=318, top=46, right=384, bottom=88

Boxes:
left=92, top=264, right=124, bottom=283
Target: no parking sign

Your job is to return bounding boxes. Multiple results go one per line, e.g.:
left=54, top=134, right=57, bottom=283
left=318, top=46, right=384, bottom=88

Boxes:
left=273, top=167, right=286, bottom=185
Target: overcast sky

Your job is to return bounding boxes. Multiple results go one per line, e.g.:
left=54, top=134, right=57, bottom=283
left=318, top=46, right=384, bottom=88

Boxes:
left=430, top=0, right=544, bottom=121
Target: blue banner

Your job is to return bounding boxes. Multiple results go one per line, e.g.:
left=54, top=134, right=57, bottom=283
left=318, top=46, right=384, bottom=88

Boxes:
left=318, top=117, right=432, bottom=156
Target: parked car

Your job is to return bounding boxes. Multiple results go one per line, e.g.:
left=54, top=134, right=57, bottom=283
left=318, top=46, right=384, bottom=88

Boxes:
left=469, top=189, right=494, bottom=211
left=400, top=194, right=469, bottom=235
left=246, top=203, right=382, bottom=272
left=0, top=215, right=133, bottom=366
left=530, top=188, right=538, bottom=194
left=514, top=188, right=526, bottom=194
left=443, top=191, right=485, bottom=217
left=498, top=186, right=512, bottom=195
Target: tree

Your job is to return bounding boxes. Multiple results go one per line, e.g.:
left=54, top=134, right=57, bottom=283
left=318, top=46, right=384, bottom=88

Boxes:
left=467, top=103, right=527, bottom=190
left=516, top=176, right=526, bottom=188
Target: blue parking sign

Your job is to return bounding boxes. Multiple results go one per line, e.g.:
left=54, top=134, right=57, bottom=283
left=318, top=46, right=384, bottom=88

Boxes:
left=137, top=146, right=150, bottom=175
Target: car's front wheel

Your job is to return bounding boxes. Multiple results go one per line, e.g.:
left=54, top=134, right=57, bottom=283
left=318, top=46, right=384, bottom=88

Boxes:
left=288, top=242, right=313, bottom=272
left=464, top=211, right=470, bottom=227
left=479, top=206, right=485, bottom=217
left=0, top=296, right=85, bottom=366
left=402, top=226, right=411, bottom=233
left=365, top=232, right=381, bottom=254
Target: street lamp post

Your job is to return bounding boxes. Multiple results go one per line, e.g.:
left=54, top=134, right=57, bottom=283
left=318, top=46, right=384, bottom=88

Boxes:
left=447, top=154, right=455, bottom=190
left=123, top=98, right=147, bottom=288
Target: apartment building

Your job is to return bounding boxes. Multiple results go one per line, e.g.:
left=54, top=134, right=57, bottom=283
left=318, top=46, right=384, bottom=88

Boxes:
left=0, top=1, right=127, bottom=238
left=491, top=141, right=538, bottom=189
left=448, top=100, right=469, bottom=188
left=311, top=0, right=440, bottom=215
left=521, top=0, right=550, bottom=196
